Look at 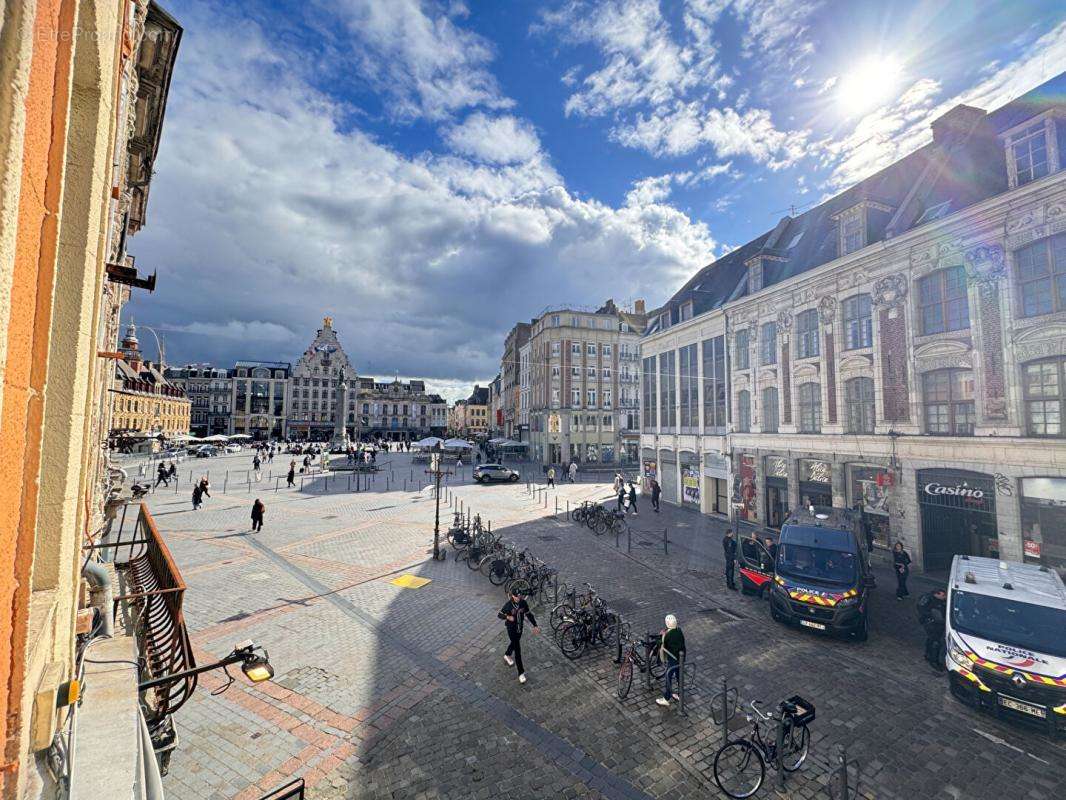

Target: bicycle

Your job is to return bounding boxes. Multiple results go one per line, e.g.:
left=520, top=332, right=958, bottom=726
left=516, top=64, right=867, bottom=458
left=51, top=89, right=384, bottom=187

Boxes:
left=712, top=699, right=811, bottom=799
left=557, top=600, right=618, bottom=660
left=616, top=632, right=667, bottom=699
left=550, top=582, right=596, bottom=634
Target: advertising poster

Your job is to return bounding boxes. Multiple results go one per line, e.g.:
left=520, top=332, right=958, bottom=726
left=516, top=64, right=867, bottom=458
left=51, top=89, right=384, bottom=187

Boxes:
left=682, top=464, right=700, bottom=505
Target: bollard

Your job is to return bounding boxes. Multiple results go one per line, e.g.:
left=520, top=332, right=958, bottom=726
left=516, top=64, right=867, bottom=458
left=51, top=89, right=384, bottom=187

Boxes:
left=555, top=497, right=558, bottom=518
left=774, top=706, right=788, bottom=791
left=644, top=637, right=653, bottom=691
left=223, top=475, right=228, bottom=493
left=566, top=500, right=570, bottom=519
left=247, top=479, right=251, bottom=493
left=663, top=527, right=668, bottom=554
left=614, top=616, right=623, bottom=664
left=404, top=479, right=407, bottom=492
left=627, top=525, right=632, bottom=553
left=275, top=478, right=279, bottom=493
left=829, top=745, right=854, bottom=800
left=300, top=475, right=305, bottom=491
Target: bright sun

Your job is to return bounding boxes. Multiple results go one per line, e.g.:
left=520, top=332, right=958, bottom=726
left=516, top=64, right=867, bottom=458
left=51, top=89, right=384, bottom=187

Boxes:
left=837, top=56, right=903, bottom=115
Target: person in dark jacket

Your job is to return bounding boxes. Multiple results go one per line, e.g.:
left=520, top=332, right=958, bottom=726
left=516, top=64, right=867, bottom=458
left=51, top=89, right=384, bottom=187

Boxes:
left=191, top=483, right=203, bottom=510
left=155, top=462, right=169, bottom=487
left=167, top=461, right=177, bottom=480
left=617, top=486, right=626, bottom=512
left=917, top=589, right=947, bottom=670
left=893, top=542, right=911, bottom=599
left=764, top=537, right=778, bottom=571
left=287, top=463, right=296, bottom=487
left=723, top=530, right=737, bottom=590
left=250, top=498, right=265, bottom=532
left=651, top=479, right=661, bottom=512
left=499, top=590, right=539, bottom=683
left=656, top=614, right=686, bottom=707
left=627, top=482, right=638, bottom=515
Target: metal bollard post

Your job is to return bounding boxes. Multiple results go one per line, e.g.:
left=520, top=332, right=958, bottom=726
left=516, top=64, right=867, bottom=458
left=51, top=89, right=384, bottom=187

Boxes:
left=247, top=479, right=251, bottom=493
left=644, top=637, right=653, bottom=691
left=300, top=475, right=305, bottom=491
left=404, top=478, right=407, bottom=492
left=627, top=525, right=632, bottom=553
left=719, top=677, right=729, bottom=744
left=663, top=527, right=668, bottom=555
left=774, top=708, right=788, bottom=791
left=223, top=475, right=228, bottom=492
left=614, top=616, right=623, bottom=664
left=348, top=474, right=352, bottom=492
left=677, top=651, right=687, bottom=716
left=555, top=497, right=558, bottom=518
left=830, top=744, right=853, bottom=800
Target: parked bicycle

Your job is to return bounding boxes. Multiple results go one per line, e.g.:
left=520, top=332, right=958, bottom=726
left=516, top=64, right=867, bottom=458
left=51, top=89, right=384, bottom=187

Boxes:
left=557, top=598, right=619, bottom=660
left=616, top=632, right=667, bottom=699
left=712, top=698, right=813, bottom=799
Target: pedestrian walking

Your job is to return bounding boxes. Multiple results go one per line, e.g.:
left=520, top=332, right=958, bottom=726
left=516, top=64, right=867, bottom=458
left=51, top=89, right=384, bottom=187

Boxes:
left=655, top=614, right=686, bottom=707
left=252, top=455, right=262, bottom=481
left=167, top=461, right=177, bottom=481
left=547, top=466, right=555, bottom=488
left=916, top=588, right=947, bottom=670
left=568, top=461, right=578, bottom=483
left=287, top=464, right=296, bottom=487
left=626, top=481, right=638, bottom=515
left=723, top=530, right=737, bottom=590
left=893, top=541, right=911, bottom=599
left=499, top=589, right=539, bottom=684
left=651, top=479, right=661, bottom=512
left=155, top=462, right=168, bottom=488
left=250, top=498, right=265, bottom=532
left=192, top=483, right=203, bottom=511
left=612, top=472, right=624, bottom=494
left=617, top=486, right=626, bottom=512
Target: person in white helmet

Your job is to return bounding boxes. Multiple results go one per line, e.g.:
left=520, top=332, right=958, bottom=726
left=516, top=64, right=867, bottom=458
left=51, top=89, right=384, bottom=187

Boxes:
left=655, top=614, right=686, bottom=707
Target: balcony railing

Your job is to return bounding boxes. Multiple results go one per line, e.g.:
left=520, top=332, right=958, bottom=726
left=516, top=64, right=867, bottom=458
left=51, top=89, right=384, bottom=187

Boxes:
left=102, top=503, right=194, bottom=765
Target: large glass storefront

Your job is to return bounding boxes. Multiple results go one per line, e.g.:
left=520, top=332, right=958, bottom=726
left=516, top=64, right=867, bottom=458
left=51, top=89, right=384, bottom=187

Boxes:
left=704, top=453, right=730, bottom=516
left=848, top=464, right=892, bottom=548
left=798, top=459, right=832, bottom=509
left=765, top=456, right=789, bottom=529
left=917, top=469, right=998, bottom=571
left=1020, top=477, right=1066, bottom=576
left=660, top=450, right=678, bottom=504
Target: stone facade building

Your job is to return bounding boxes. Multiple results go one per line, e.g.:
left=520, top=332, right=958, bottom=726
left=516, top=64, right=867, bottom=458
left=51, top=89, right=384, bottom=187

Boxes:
left=450, top=386, right=490, bottom=436
left=527, top=299, right=648, bottom=466
left=518, top=340, right=532, bottom=437
left=230, top=360, right=291, bottom=439
left=287, top=317, right=358, bottom=440
left=165, top=363, right=231, bottom=436
left=355, top=378, right=448, bottom=440
left=640, top=74, right=1066, bottom=575
left=111, top=323, right=190, bottom=441
left=501, top=322, right=531, bottom=438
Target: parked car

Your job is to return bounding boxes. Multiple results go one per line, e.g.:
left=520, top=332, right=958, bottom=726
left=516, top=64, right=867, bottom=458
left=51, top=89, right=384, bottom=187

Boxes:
left=473, top=463, right=519, bottom=483
left=194, top=445, right=219, bottom=458
left=224, top=443, right=242, bottom=453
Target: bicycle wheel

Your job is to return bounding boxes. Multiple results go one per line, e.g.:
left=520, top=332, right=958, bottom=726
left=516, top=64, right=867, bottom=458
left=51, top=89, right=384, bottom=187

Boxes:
left=454, top=547, right=468, bottom=564
left=617, top=659, right=634, bottom=700
left=508, top=578, right=531, bottom=597
left=549, top=603, right=573, bottom=632
left=466, top=549, right=483, bottom=570
left=598, top=611, right=619, bottom=644
left=713, top=740, right=764, bottom=799
left=487, top=560, right=510, bottom=586
left=558, top=623, right=586, bottom=660
left=593, top=517, right=607, bottom=535
left=780, top=722, right=809, bottom=772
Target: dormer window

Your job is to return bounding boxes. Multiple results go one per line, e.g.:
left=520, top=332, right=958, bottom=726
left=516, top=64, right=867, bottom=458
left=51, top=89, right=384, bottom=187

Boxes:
left=1008, top=122, right=1050, bottom=186
left=679, top=301, right=694, bottom=321
left=659, top=311, right=671, bottom=330
left=841, top=213, right=863, bottom=255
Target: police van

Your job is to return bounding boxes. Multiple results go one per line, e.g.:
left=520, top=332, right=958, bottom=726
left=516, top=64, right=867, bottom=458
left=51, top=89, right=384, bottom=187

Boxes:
left=945, top=555, right=1066, bottom=735
left=768, top=506, right=873, bottom=641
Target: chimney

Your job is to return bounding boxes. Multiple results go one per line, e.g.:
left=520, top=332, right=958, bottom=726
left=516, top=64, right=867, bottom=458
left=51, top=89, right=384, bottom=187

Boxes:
left=634, top=299, right=646, bottom=315
left=930, top=104, right=985, bottom=147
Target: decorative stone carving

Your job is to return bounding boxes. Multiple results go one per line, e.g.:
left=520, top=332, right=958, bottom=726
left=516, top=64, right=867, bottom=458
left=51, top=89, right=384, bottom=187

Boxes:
left=1006, top=210, right=1037, bottom=234
left=918, top=355, right=973, bottom=372
left=1047, top=201, right=1065, bottom=221
left=910, top=237, right=963, bottom=274
left=817, top=295, right=837, bottom=325
left=776, top=309, right=793, bottom=331
left=964, top=244, right=1006, bottom=284
left=872, top=273, right=908, bottom=308
left=1014, top=336, right=1066, bottom=363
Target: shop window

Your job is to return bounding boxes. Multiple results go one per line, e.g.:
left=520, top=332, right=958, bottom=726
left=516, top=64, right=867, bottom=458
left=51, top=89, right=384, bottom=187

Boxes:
left=842, top=294, right=872, bottom=349
left=1023, top=358, right=1064, bottom=437
left=736, top=390, right=751, bottom=433
left=702, top=335, right=727, bottom=431
left=762, top=387, right=779, bottom=433
left=1020, top=477, right=1066, bottom=573
left=1014, top=233, right=1066, bottom=318
left=795, top=309, right=819, bottom=359
left=919, top=266, right=970, bottom=335
left=798, top=382, right=822, bottom=433
left=922, top=369, right=975, bottom=436
left=845, top=377, right=875, bottom=434
left=760, top=322, right=777, bottom=365
left=679, top=344, right=698, bottom=433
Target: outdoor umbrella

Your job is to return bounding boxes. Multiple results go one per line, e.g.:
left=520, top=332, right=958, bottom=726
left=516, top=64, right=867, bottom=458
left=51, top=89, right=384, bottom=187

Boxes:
left=201, top=434, right=229, bottom=442
left=228, top=433, right=252, bottom=440
left=443, top=438, right=475, bottom=450
left=412, top=436, right=444, bottom=449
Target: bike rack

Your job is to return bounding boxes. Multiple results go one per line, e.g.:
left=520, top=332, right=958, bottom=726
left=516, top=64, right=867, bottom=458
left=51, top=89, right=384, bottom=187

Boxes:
left=710, top=676, right=739, bottom=744
left=827, top=744, right=861, bottom=800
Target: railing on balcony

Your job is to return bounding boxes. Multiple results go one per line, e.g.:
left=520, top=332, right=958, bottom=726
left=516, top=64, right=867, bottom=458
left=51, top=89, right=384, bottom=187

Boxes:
left=98, top=502, right=195, bottom=761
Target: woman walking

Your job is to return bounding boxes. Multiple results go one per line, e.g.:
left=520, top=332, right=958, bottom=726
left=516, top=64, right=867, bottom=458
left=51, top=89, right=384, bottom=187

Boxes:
left=626, top=481, right=639, bottom=515
left=192, top=483, right=203, bottom=511
left=893, top=541, right=911, bottom=600
left=287, top=461, right=296, bottom=488
left=250, top=498, right=265, bottom=532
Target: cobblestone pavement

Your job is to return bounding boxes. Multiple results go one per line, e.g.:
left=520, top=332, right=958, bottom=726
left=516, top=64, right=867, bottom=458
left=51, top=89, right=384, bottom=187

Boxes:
left=146, top=451, right=1066, bottom=800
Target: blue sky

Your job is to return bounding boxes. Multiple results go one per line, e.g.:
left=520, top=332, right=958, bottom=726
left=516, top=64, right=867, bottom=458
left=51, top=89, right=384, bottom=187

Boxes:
left=129, top=0, right=1066, bottom=401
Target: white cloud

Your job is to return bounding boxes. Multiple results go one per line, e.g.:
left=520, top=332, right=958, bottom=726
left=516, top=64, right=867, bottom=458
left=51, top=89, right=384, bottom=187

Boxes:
left=443, top=113, right=544, bottom=164
left=732, top=0, right=823, bottom=64
left=329, top=0, right=512, bottom=121
left=614, top=102, right=809, bottom=167
left=127, top=7, right=714, bottom=383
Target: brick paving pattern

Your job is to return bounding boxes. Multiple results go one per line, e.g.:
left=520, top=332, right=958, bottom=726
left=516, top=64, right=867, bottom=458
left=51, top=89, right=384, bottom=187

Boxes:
left=144, top=451, right=1066, bottom=799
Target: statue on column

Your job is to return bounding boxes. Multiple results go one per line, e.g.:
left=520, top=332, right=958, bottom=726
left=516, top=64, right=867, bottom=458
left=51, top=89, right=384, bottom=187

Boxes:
left=330, top=379, right=351, bottom=452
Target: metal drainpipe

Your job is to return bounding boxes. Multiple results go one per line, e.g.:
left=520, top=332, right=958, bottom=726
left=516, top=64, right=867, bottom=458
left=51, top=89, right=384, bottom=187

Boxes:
left=81, top=561, right=114, bottom=638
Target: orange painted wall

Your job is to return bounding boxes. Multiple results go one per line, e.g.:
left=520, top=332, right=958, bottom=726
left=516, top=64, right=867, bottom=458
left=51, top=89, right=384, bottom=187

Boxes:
left=0, top=0, right=75, bottom=792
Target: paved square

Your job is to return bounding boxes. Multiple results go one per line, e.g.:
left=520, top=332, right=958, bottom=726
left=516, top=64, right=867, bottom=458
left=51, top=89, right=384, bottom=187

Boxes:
left=144, top=452, right=1066, bottom=799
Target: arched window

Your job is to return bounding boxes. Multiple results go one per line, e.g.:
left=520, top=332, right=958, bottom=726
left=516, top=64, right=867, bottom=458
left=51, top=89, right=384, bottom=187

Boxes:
left=798, top=382, right=822, bottom=433
left=736, top=390, right=751, bottom=433
left=922, top=369, right=975, bottom=435
left=918, top=266, right=969, bottom=334
left=761, top=387, right=779, bottom=433
left=1022, top=358, right=1065, bottom=437
left=845, top=377, right=875, bottom=434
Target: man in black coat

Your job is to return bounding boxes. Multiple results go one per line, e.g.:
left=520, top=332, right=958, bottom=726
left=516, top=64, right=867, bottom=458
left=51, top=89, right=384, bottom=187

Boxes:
left=723, top=530, right=738, bottom=590
left=499, top=590, right=540, bottom=684
left=917, top=588, right=947, bottom=670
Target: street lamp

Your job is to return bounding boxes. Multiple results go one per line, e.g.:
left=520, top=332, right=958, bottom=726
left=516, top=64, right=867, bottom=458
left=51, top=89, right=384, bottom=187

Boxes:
left=426, top=443, right=453, bottom=561
left=138, top=641, right=274, bottom=692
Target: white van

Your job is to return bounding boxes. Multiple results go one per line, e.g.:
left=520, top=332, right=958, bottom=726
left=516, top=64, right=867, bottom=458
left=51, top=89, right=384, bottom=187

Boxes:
left=946, top=555, right=1066, bottom=735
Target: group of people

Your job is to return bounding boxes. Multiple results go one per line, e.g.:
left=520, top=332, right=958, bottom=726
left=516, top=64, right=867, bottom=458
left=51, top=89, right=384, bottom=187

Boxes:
left=545, top=461, right=580, bottom=487
left=612, top=473, right=640, bottom=515
left=190, top=477, right=211, bottom=510
left=154, top=461, right=178, bottom=487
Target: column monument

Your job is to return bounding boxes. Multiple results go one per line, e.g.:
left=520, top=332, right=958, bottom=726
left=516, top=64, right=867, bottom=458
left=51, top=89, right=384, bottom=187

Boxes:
left=330, top=379, right=351, bottom=452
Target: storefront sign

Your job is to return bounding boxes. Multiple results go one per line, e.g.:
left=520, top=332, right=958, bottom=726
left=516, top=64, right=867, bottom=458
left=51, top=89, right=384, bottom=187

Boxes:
left=1024, top=539, right=1042, bottom=558
left=922, top=482, right=986, bottom=500
left=703, top=453, right=729, bottom=479
left=800, top=459, right=831, bottom=484
left=766, top=456, right=788, bottom=479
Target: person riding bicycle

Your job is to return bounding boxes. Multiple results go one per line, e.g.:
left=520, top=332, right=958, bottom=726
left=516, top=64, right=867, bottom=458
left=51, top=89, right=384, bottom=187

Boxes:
left=655, top=614, right=685, bottom=707
left=499, top=589, right=540, bottom=684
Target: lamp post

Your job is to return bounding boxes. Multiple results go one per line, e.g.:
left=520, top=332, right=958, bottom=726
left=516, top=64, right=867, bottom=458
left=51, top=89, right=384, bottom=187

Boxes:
left=426, top=443, right=453, bottom=560
left=139, top=641, right=274, bottom=691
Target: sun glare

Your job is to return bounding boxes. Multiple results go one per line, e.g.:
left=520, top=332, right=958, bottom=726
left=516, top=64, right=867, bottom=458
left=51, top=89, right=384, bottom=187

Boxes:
left=837, top=56, right=903, bottom=115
